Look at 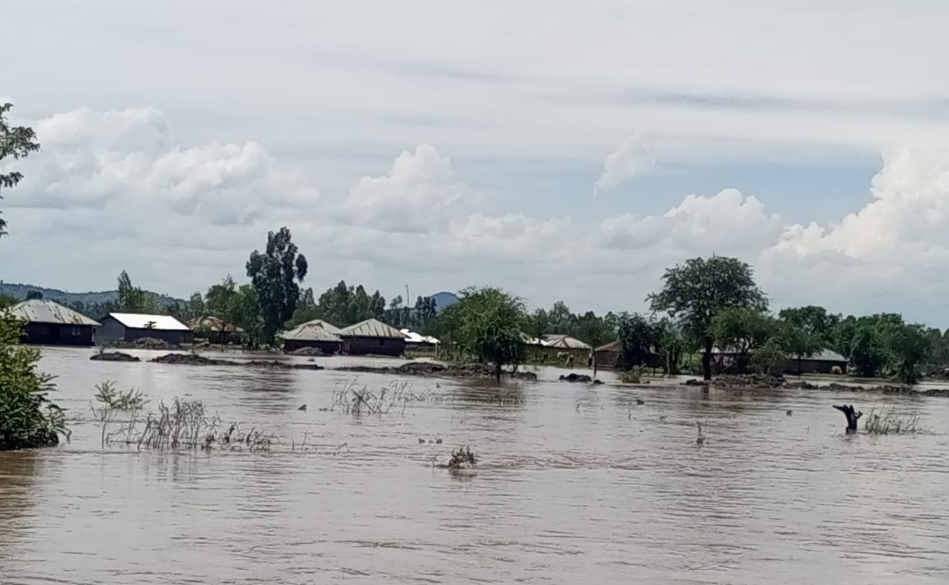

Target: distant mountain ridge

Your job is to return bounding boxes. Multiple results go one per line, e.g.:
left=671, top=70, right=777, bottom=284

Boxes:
left=0, top=282, right=181, bottom=307
left=431, top=291, right=459, bottom=311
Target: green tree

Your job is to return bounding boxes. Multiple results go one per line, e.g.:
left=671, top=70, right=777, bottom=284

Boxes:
left=246, top=227, right=308, bottom=344
left=778, top=321, right=821, bottom=375
left=883, top=323, right=930, bottom=385
left=710, top=307, right=776, bottom=373
left=648, top=256, right=766, bottom=380
left=116, top=270, right=158, bottom=313
left=526, top=308, right=550, bottom=339
left=0, top=317, right=66, bottom=450
left=231, top=284, right=264, bottom=347
left=850, top=324, right=885, bottom=378
left=440, top=287, right=526, bottom=382
left=778, top=306, right=839, bottom=347
left=205, top=276, right=240, bottom=346
left=0, top=293, right=17, bottom=309
left=0, top=103, right=41, bottom=239
left=617, top=313, right=660, bottom=369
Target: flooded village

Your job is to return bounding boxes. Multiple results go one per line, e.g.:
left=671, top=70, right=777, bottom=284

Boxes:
left=4, top=4, right=949, bottom=583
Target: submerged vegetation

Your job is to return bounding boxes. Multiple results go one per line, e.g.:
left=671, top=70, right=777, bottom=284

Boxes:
left=864, top=406, right=921, bottom=435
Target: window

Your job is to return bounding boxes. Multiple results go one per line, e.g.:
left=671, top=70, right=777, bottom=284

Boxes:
left=71, top=327, right=82, bottom=336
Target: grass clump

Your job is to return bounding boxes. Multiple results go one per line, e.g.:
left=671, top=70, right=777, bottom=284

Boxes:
left=864, top=406, right=920, bottom=435
left=619, top=366, right=647, bottom=384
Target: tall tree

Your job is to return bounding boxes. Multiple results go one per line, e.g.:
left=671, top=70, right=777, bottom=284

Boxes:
left=778, top=305, right=840, bottom=347
left=648, top=256, right=766, bottom=380
left=116, top=271, right=158, bottom=313
left=205, top=276, right=240, bottom=345
left=617, top=313, right=660, bottom=369
left=246, top=227, right=308, bottom=344
left=0, top=103, right=41, bottom=239
left=232, top=284, right=264, bottom=348
left=710, top=307, right=776, bottom=373
left=440, top=287, right=526, bottom=382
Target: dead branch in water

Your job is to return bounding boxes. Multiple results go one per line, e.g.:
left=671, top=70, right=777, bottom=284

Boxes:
left=833, top=404, right=862, bottom=433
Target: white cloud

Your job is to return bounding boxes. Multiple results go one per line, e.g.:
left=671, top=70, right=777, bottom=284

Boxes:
left=342, top=144, right=462, bottom=233
left=594, top=132, right=656, bottom=193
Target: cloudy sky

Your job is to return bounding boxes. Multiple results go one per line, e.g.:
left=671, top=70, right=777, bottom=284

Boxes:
left=2, top=1, right=948, bottom=323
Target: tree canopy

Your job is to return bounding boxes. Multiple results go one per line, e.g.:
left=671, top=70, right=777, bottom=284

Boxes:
left=648, top=256, right=766, bottom=380
left=0, top=103, right=41, bottom=239
left=246, top=227, right=308, bottom=344
left=439, top=287, right=526, bottom=382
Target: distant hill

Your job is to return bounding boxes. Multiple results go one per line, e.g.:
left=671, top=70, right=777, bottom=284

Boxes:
left=431, top=291, right=459, bottom=312
left=0, top=282, right=181, bottom=308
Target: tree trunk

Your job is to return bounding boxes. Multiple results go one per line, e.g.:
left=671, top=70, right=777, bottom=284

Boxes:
left=495, top=363, right=502, bottom=385
left=833, top=404, right=862, bottom=433
left=702, top=338, right=713, bottom=381
left=797, top=355, right=803, bottom=376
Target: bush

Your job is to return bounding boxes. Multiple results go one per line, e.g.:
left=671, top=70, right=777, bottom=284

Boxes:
left=0, top=317, right=67, bottom=450
left=619, top=366, right=647, bottom=384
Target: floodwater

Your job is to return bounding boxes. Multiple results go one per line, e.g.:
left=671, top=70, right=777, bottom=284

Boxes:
left=2, top=347, right=948, bottom=584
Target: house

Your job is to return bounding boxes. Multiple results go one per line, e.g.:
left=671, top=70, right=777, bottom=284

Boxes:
left=784, top=348, right=848, bottom=375
left=338, top=318, right=407, bottom=356
left=98, top=313, right=193, bottom=346
left=189, top=316, right=244, bottom=345
left=594, top=340, right=622, bottom=369
left=3, top=299, right=100, bottom=346
left=401, top=329, right=440, bottom=353
left=537, top=334, right=592, bottom=365
left=279, top=319, right=343, bottom=354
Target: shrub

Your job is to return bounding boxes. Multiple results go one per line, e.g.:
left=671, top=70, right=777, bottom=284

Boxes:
left=0, top=317, right=67, bottom=450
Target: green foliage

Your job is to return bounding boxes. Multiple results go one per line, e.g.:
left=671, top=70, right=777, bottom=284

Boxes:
left=289, top=280, right=388, bottom=329
left=168, top=292, right=206, bottom=324
left=246, top=227, right=308, bottom=344
left=619, top=366, right=647, bottom=384
left=0, top=293, right=17, bottom=309
left=204, top=275, right=240, bottom=341
left=883, top=323, right=930, bottom=385
left=232, top=284, right=264, bottom=347
left=777, top=321, right=822, bottom=374
left=648, top=256, right=766, bottom=379
left=778, top=306, right=839, bottom=347
left=617, top=313, right=660, bottom=369
left=117, top=270, right=159, bottom=313
left=711, top=307, right=776, bottom=372
left=440, top=287, right=526, bottom=381
left=751, top=338, right=785, bottom=376
left=0, top=102, right=41, bottom=239
left=93, top=380, right=146, bottom=411
left=0, top=317, right=66, bottom=450
left=523, top=302, right=616, bottom=349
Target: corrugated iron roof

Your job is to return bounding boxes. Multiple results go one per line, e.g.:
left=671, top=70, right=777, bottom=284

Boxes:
left=542, top=334, right=592, bottom=350
left=4, top=299, right=100, bottom=326
left=279, top=321, right=343, bottom=342
left=108, top=313, right=189, bottom=331
left=339, top=318, right=406, bottom=339
left=298, top=319, right=342, bottom=334
left=804, top=348, right=848, bottom=362
left=595, top=340, right=620, bottom=352
left=400, top=329, right=440, bottom=344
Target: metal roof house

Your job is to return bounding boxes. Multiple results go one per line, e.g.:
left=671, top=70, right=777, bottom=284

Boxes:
left=338, top=318, right=407, bottom=356
left=98, top=313, right=193, bottom=346
left=3, top=299, right=100, bottom=346
left=188, top=316, right=244, bottom=345
left=784, top=348, right=849, bottom=375
left=278, top=320, right=343, bottom=354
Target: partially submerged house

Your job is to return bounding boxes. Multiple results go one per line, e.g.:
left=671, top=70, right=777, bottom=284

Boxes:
left=784, top=348, right=848, bottom=375
left=3, top=299, right=100, bottom=346
left=537, top=334, right=592, bottom=365
left=188, top=316, right=244, bottom=345
left=279, top=319, right=343, bottom=354
left=401, top=329, right=439, bottom=352
left=593, top=340, right=622, bottom=369
left=98, top=313, right=193, bottom=346
left=338, top=318, right=407, bottom=356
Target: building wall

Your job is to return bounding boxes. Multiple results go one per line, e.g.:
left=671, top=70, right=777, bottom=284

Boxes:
left=783, top=358, right=847, bottom=375
left=96, top=317, right=127, bottom=344
left=21, top=323, right=95, bottom=346
left=283, top=339, right=342, bottom=354
left=343, top=336, right=405, bottom=356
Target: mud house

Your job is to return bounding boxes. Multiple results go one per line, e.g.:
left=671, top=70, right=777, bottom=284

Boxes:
left=593, top=340, right=622, bottom=369
left=338, top=318, right=407, bottom=356
left=3, top=299, right=100, bottom=346
left=279, top=319, right=343, bottom=354
left=97, top=313, right=193, bottom=345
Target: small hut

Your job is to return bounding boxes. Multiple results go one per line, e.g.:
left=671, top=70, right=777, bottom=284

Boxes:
left=784, top=348, right=848, bottom=375
left=98, top=313, right=193, bottom=345
left=3, top=299, right=100, bottom=346
left=279, top=320, right=343, bottom=354
left=594, top=340, right=622, bottom=369
left=189, top=316, right=244, bottom=345
left=539, top=334, right=592, bottom=366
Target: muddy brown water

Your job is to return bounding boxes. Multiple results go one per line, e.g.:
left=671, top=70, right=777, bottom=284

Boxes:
left=2, top=346, right=948, bottom=584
